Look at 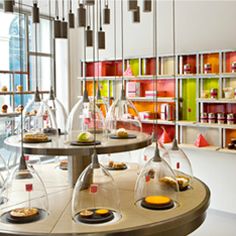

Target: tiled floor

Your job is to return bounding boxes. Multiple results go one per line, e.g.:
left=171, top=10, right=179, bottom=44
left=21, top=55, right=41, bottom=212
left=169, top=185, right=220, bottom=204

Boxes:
left=190, top=208, right=236, bottom=236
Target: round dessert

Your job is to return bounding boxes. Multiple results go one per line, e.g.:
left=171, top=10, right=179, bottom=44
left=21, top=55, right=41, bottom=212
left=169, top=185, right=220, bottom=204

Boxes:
left=145, top=195, right=171, bottom=205
left=176, top=175, right=190, bottom=191
left=23, top=133, right=49, bottom=143
left=59, top=160, right=68, bottom=170
left=77, top=131, right=94, bottom=143
left=10, top=208, right=38, bottom=218
left=95, top=209, right=109, bottom=217
left=16, top=85, right=23, bottom=92
left=15, top=105, right=24, bottom=113
left=1, top=86, right=7, bottom=92
left=1, top=104, right=8, bottom=113
left=116, top=128, right=128, bottom=138
left=79, top=210, right=93, bottom=218
left=159, top=176, right=177, bottom=188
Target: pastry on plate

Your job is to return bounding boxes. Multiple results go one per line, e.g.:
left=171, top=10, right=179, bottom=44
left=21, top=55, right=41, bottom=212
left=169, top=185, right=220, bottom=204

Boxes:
left=144, top=195, right=172, bottom=206
left=15, top=105, right=24, bottom=113
left=59, top=160, right=68, bottom=170
left=1, top=86, right=7, bottom=92
left=95, top=209, right=109, bottom=217
left=77, top=131, right=94, bottom=143
left=116, top=128, right=128, bottom=138
left=16, top=85, right=23, bottom=92
left=79, top=210, right=93, bottom=218
left=10, top=207, right=38, bottom=218
left=23, top=133, right=48, bottom=142
left=1, top=104, right=8, bottom=113
left=176, top=175, right=190, bottom=190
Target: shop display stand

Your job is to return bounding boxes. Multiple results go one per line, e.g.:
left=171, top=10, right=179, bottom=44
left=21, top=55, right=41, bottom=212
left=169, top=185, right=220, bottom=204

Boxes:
left=78, top=49, right=236, bottom=154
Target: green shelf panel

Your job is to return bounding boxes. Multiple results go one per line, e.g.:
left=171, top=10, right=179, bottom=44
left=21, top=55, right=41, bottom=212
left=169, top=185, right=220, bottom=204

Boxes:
left=100, top=81, right=109, bottom=97
left=202, top=78, right=219, bottom=93
left=182, top=79, right=197, bottom=121
left=129, top=59, right=139, bottom=76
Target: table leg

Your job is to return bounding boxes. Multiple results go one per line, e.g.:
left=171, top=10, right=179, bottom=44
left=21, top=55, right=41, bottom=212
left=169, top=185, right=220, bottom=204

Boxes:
left=68, top=154, right=91, bottom=187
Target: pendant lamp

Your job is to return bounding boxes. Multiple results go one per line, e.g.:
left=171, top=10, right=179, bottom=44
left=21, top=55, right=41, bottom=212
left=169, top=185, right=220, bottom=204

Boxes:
left=60, top=0, right=68, bottom=39
left=24, top=9, right=57, bottom=135
left=103, top=0, right=110, bottom=24
left=128, top=0, right=138, bottom=11
left=86, top=6, right=93, bottom=47
left=45, top=0, right=68, bottom=135
left=72, top=2, right=120, bottom=224
left=68, top=0, right=75, bottom=28
left=106, top=0, right=142, bottom=134
left=133, top=6, right=140, bottom=23
left=135, top=1, right=179, bottom=210
left=32, top=1, right=40, bottom=23
left=167, top=0, right=193, bottom=191
left=77, top=3, right=86, bottom=27
left=144, top=0, right=152, bottom=12
left=3, top=0, right=14, bottom=13
left=54, top=0, right=61, bottom=38
left=0, top=0, right=49, bottom=224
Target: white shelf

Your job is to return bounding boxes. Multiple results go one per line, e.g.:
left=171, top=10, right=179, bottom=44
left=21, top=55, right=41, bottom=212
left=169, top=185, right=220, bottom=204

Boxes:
left=177, top=121, right=236, bottom=129
left=141, top=119, right=175, bottom=125
left=221, top=73, right=236, bottom=78
left=177, top=120, right=197, bottom=126
left=179, top=143, right=220, bottom=151
left=198, top=73, right=219, bottom=78
left=128, top=97, right=176, bottom=102
left=177, top=74, right=198, bottom=79
left=0, top=112, right=20, bottom=118
left=218, top=148, right=236, bottom=154
left=77, top=76, right=122, bottom=81
left=197, top=98, right=236, bottom=103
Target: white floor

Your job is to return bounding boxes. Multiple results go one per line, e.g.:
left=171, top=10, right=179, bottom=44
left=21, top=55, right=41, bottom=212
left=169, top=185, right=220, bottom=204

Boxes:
left=190, top=208, right=236, bottom=236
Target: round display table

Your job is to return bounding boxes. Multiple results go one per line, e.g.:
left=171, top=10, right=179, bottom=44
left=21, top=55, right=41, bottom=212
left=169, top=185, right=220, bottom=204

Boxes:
left=4, top=132, right=152, bottom=186
left=0, top=163, right=210, bottom=236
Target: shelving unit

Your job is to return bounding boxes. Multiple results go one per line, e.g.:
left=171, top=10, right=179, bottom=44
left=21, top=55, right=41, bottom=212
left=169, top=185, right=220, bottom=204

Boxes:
left=78, top=49, right=236, bottom=154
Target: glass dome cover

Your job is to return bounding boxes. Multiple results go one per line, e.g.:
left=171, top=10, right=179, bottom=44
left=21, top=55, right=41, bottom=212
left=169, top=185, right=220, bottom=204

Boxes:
left=167, top=139, right=193, bottom=191
left=66, top=91, right=106, bottom=141
left=0, top=157, right=49, bottom=223
left=45, top=87, right=68, bottom=134
left=135, top=145, right=179, bottom=210
left=23, top=89, right=58, bottom=135
left=72, top=151, right=121, bottom=224
left=106, top=89, right=142, bottom=134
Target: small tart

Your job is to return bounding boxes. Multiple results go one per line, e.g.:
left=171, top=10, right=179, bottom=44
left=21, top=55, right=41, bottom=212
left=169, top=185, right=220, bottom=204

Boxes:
left=10, top=208, right=38, bottom=218
left=95, top=209, right=109, bottom=215
left=79, top=210, right=93, bottom=218
left=145, top=195, right=171, bottom=205
left=176, top=175, right=190, bottom=189
left=116, top=128, right=128, bottom=138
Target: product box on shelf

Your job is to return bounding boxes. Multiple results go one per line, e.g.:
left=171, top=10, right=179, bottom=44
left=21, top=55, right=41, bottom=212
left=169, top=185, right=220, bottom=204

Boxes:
left=145, top=90, right=157, bottom=98
left=126, top=82, right=140, bottom=97
left=160, top=104, right=174, bottom=121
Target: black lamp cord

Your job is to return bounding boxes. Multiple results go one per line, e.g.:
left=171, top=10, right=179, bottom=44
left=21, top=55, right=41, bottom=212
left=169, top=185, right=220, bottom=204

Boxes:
left=172, top=0, right=177, bottom=135
left=18, top=0, right=24, bottom=157
left=99, top=0, right=102, bottom=30
left=114, top=0, right=116, bottom=97
left=97, top=0, right=100, bottom=94
left=121, top=0, right=124, bottom=91
left=55, top=0, right=59, bottom=20
left=49, top=0, right=54, bottom=92
left=62, top=0, right=65, bottom=21
left=34, top=12, right=38, bottom=90
left=92, top=4, right=96, bottom=149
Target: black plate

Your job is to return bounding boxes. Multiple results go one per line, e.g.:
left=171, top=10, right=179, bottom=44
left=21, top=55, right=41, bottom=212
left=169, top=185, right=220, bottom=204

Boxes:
left=106, top=165, right=128, bottom=171
left=141, top=198, right=174, bottom=210
left=23, top=139, right=52, bottom=144
left=76, top=209, right=114, bottom=224
left=70, top=140, right=101, bottom=146
left=109, top=134, right=137, bottom=139
left=1, top=209, right=47, bottom=224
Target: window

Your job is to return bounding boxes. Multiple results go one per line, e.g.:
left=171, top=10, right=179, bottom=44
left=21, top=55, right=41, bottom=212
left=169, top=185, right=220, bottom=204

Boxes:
left=0, top=11, right=54, bottom=110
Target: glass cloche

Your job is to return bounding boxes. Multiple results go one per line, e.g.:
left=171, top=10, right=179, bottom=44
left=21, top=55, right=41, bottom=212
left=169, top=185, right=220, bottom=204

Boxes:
left=23, top=89, right=58, bottom=135
left=72, top=151, right=121, bottom=224
left=0, top=157, right=49, bottom=223
left=45, top=87, right=68, bottom=135
left=106, top=89, right=142, bottom=135
left=167, top=139, right=193, bottom=191
left=66, top=90, right=106, bottom=141
left=135, top=145, right=179, bottom=210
